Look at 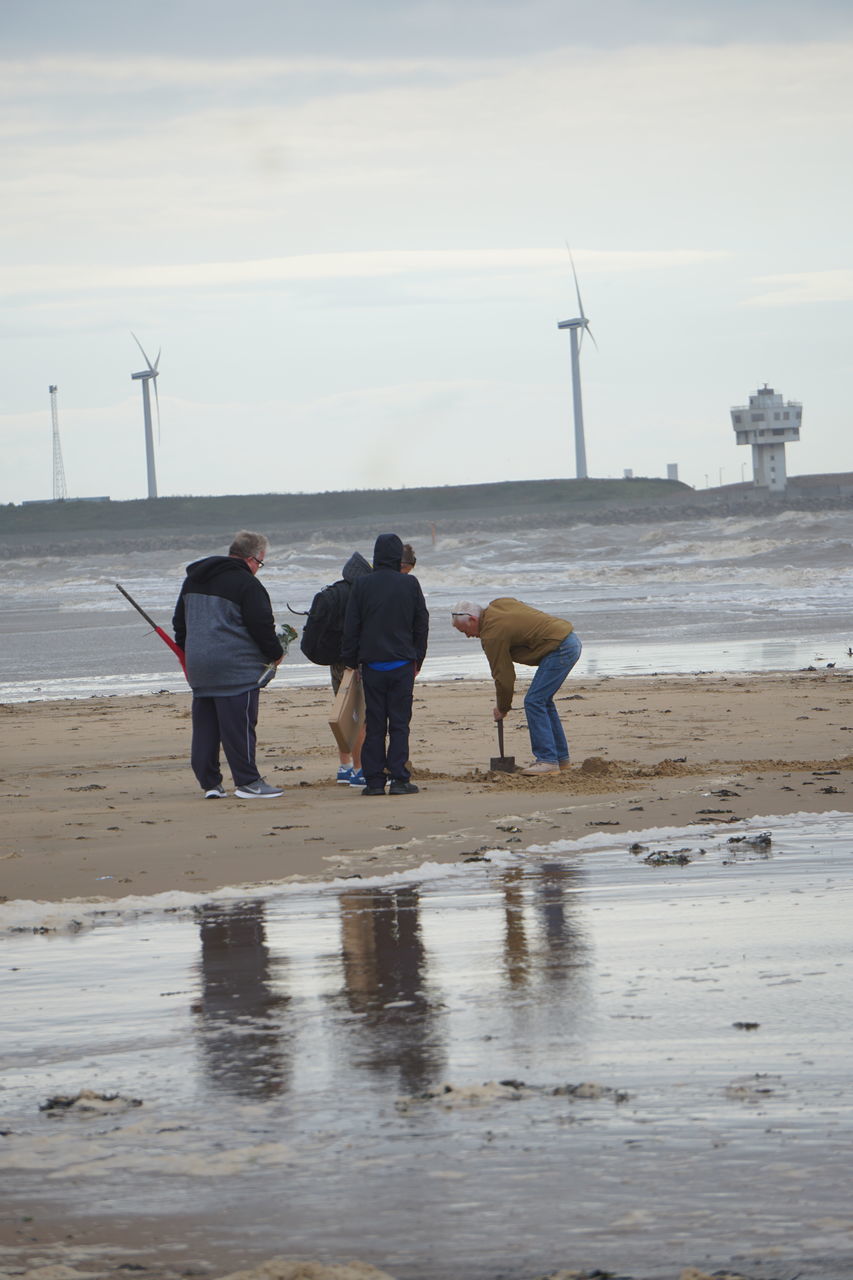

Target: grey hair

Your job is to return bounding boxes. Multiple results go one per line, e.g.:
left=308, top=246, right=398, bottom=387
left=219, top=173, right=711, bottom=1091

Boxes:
left=451, top=601, right=483, bottom=620
left=229, top=530, right=269, bottom=560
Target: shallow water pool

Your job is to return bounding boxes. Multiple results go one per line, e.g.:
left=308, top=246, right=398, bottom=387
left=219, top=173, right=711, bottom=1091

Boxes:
left=2, top=813, right=852, bottom=1279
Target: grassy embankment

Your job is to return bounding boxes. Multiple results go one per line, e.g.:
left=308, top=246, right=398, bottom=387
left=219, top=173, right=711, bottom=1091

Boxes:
left=0, top=477, right=695, bottom=555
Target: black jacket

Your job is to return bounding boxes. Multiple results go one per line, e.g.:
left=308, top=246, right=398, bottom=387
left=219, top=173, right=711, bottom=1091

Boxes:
left=341, top=533, right=429, bottom=668
left=173, top=555, right=283, bottom=697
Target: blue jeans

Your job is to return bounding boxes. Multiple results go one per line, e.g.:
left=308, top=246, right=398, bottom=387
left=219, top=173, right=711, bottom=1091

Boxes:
left=523, top=632, right=583, bottom=763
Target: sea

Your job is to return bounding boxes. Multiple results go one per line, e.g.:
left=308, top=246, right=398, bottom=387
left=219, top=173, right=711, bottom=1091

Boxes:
left=2, top=505, right=852, bottom=701
left=3, top=506, right=853, bottom=1278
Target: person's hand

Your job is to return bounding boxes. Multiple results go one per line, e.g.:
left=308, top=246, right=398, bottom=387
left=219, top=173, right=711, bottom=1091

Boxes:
left=493, top=705, right=506, bottom=721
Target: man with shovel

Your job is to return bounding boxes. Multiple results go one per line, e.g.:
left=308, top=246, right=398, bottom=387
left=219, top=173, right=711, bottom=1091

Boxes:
left=451, top=599, right=582, bottom=776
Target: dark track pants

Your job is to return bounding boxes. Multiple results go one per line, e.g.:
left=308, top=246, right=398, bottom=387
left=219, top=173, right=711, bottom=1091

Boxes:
left=360, top=663, right=415, bottom=788
left=191, top=688, right=261, bottom=790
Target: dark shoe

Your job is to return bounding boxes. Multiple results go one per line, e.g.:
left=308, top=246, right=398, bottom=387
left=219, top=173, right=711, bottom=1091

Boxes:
left=388, top=780, right=419, bottom=795
left=361, top=785, right=387, bottom=796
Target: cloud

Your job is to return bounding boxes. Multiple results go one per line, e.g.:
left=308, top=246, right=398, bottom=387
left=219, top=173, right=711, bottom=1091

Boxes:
left=745, top=269, right=853, bottom=307
left=4, top=40, right=852, bottom=257
left=0, top=248, right=730, bottom=298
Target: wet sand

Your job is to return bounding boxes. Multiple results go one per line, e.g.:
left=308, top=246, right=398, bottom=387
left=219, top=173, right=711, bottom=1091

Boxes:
left=3, top=814, right=853, bottom=1280
left=2, top=669, right=853, bottom=905
left=4, top=672, right=853, bottom=1280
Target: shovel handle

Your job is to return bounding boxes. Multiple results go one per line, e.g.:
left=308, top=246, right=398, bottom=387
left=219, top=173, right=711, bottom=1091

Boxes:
left=497, top=718, right=505, bottom=759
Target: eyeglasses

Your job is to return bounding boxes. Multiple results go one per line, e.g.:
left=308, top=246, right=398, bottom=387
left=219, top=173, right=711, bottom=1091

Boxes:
left=250, top=555, right=265, bottom=568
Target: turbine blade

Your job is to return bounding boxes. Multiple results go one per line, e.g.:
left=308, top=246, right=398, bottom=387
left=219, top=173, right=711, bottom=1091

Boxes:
left=586, top=322, right=599, bottom=351
left=153, top=349, right=161, bottom=371
left=563, top=240, right=589, bottom=324
left=131, top=330, right=157, bottom=373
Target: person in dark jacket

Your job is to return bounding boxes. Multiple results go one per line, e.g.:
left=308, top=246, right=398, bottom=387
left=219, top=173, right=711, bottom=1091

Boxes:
left=341, top=532, right=429, bottom=796
left=173, top=530, right=284, bottom=799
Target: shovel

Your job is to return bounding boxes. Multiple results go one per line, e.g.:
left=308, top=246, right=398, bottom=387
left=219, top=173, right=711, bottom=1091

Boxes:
left=490, top=718, right=516, bottom=773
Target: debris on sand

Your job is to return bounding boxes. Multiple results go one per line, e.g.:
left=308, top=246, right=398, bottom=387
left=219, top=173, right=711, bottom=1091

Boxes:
left=726, top=831, right=771, bottom=848
left=217, top=1261, right=396, bottom=1280
left=642, top=847, right=696, bottom=866
left=39, top=1089, right=143, bottom=1116
left=552, top=1081, right=630, bottom=1103
left=678, top=1270, right=756, bottom=1280
left=396, top=1080, right=525, bottom=1109
left=534, top=1267, right=773, bottom=1279
left=724, top=1073, right=780, bottom=1104
left=396, top=1079, right=630, bottom=1110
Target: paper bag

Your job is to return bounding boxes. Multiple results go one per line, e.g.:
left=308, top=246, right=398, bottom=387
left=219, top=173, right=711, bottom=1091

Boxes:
left=329, top=668, right=365, bottom=753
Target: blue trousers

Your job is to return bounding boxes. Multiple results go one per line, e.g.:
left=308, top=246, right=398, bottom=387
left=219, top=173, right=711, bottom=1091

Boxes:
left=523, top=632, right=583, bottom=764
left=361, top=663, right=416, bottom=788
left=191, top=688, right=260, bottom=790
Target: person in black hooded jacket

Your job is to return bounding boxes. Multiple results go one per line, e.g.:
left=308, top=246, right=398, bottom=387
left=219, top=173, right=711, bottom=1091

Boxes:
left=173, top=529, right=284, bottom=799
left=341, top=532, right=429, bottom=795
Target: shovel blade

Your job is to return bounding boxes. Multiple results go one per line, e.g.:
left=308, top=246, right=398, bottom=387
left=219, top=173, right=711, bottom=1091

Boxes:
left=490, top=756, right=516, bottom=773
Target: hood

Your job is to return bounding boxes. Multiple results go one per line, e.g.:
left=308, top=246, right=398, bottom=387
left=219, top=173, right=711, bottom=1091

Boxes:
left=185, top=555, right=250, bottom=584
left=341, top=551, right=371, bottom=584
left=372, top=533, right=403, bottom=571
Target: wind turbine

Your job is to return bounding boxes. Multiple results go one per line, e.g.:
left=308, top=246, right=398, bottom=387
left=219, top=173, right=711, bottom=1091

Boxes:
left=557, top=248, right=596, bottom=480
left=131, top=333, right=161, bottom=499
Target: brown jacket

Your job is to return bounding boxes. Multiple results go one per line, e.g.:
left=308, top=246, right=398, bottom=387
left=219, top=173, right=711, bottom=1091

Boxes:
left=480, top=597, right=573, bottom=714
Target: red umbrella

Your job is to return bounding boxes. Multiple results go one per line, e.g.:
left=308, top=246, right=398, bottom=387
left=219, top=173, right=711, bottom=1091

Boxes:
left=115, top=583, right=187, bottom=676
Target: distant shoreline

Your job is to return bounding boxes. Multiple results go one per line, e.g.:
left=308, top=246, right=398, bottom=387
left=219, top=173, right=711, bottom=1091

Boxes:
left=3, top=472, right=853, bottom=558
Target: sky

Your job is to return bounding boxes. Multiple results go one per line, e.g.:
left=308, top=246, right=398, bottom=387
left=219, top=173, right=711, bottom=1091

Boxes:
left=2, top=0, right=852, bottom=504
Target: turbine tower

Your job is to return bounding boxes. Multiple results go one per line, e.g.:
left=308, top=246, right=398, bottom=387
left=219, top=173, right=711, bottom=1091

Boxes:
left=48, top=384, right=68, bottom=501
left=131, top=333, right=161, bottom=499
left=557, top=249, right=596, bottom=480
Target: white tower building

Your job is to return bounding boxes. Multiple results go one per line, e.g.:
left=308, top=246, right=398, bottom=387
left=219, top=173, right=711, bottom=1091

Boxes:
left=731, top=384, right=801, bottom=492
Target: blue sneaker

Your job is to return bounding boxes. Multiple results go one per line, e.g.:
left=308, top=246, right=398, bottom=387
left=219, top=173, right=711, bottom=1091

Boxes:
left=348, top=769, right=366, bottom=788
left=336, top=765, right=354, bottom=784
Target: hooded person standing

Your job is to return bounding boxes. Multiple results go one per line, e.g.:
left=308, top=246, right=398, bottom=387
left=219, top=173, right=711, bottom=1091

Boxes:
left=173, top=530, right=284, bottom=799
left=341, top=533, right=429, bottom=796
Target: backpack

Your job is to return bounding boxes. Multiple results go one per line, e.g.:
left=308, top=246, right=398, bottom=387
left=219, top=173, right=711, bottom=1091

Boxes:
left=300, top=580, right=350, bottom=666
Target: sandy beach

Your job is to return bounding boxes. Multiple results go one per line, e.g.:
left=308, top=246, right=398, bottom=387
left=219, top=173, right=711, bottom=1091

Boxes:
left=3, top=668, right=852, bottom=906
left=4, top=669, right=853, bottom=1280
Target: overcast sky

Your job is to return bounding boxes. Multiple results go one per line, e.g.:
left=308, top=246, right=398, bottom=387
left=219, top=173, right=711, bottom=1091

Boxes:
left=3, top=0, right=852, bottom=504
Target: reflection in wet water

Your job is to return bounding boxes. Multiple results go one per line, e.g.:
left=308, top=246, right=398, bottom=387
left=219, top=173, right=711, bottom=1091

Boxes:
left=3, top=816, right=853, bottom=1279
left=193, top=902, right=290, bottom=1100
left=335, top=887, right=443, bottom=1095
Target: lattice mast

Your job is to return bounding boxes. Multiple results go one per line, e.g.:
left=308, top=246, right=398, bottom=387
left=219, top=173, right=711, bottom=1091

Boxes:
left=49, top=384, right=68, bottom=501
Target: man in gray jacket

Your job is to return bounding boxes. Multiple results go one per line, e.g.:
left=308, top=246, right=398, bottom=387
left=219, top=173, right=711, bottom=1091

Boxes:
left=173, top=530, right=284, bottom=798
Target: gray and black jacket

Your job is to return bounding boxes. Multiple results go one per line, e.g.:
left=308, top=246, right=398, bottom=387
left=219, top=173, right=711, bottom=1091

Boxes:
left=173, top=555, right=283, bottom=697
